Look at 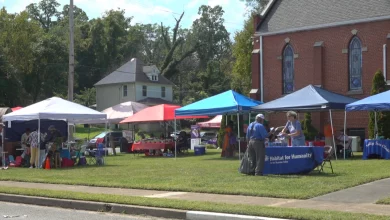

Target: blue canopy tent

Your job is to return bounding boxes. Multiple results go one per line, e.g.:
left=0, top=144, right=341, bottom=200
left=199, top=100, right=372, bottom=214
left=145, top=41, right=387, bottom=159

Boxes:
left=175, top=90, right=263, bottom=159
left=345, top=90, right=390, bottom=111
left=252, top=85, right=358, bottom=111
left=252, top=85, right=358, bottom=160
left=344, top=90, right=390, bottom=159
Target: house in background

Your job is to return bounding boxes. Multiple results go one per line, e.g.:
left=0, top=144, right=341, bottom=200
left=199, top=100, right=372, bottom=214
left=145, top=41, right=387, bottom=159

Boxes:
left=94, top=58, right=174, bottom=112
left=250, top=0, right=390, bottom=141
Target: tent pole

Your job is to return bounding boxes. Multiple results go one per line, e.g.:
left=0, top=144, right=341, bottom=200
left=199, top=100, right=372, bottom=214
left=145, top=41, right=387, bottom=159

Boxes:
left=344, top=111, right=347, bottom=160
left=329, top=109, right=337, bottom=160
left=237, top=113, right=241, bottom=161
left=37, top=118, right=41, bottom=169
left=88, top=124, right=90, bottom=141
left=133, top=124, right=135, bottom=142
left=374, top=111, right=378, bottom=139
left=105, top=122, right=108, bottom=156
left=67, top=121, right=70, bottom=160
left=1, top=122, right=4, bottom=168
left=174, top=117, right=177, bottom=160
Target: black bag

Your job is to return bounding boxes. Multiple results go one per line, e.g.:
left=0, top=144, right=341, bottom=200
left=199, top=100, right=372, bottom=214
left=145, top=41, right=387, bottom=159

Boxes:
left=238, top=122, right=255, bottom=175
left=239, top=148, right=253, bottom=174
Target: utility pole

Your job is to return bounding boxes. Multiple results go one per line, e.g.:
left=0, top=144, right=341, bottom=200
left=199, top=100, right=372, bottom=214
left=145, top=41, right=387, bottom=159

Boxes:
left=68, top=0, right=74, bottom=101
left=68, top=0, right=75, bottom=141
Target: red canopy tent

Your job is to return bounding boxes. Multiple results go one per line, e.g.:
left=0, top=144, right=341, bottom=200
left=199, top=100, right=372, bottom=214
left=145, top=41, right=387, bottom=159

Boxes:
left=119, top=104, right=207, bottom=123
left=11, top=106, right=23, bottom=112
left=197, top=115, right=222, bottom=128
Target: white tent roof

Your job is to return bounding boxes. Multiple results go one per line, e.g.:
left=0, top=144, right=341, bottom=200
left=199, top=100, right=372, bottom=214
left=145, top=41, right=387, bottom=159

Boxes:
left=197, top=115, right=222, bottom=128
left=102, top=101, right=148, bottom=124
left=2, top=97, right=107, bottom=123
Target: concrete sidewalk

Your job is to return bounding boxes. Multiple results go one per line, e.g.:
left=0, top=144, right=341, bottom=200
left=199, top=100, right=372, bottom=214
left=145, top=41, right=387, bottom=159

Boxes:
left=0, top=180, right=390, bottom=217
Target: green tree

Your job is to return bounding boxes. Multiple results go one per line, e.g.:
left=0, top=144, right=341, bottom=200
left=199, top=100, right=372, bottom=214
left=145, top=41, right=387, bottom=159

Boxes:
left=186, top=5, right=232, bottom=100
left=240, top=0, right=270, bottom=11
left=159, top=12, right=199, bottom=78
left=231, top=14, right=254, bottom=94
left=301, top=113, right=318, bottom=140
left=368, top=70, right=390, bottom=138
left=75, top=87, right=96, bottom=107
left=192, top=5, right=231, bottom=70
left=23, top=34, right=68, bottom=102
left=26, top=0, right=60, bottom=30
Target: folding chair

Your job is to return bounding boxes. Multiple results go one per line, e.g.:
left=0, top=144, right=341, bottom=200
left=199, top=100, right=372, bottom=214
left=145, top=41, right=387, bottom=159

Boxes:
left=85, top=150, right=95, bottom=165
left=72, top=145, right=87, bottom=165
left=343, top=138, right=353, bottom=158
left=318, top=145, right=334, bottom=174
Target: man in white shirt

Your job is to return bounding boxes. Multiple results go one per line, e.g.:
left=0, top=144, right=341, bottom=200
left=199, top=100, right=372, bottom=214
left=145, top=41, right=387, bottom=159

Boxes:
left=336, top=130, right=349, bottom=154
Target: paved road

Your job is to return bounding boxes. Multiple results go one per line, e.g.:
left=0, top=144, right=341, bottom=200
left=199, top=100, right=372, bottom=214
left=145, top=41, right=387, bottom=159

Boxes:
left=0, top=202, right=174, bottom=220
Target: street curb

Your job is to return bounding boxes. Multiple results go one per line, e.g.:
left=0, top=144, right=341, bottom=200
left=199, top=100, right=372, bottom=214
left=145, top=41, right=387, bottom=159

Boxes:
left=0, top=193, right=290, bottom=220
left=0, top=193, right=186, bottom=219
left=186, top=211, right=290, bottom=220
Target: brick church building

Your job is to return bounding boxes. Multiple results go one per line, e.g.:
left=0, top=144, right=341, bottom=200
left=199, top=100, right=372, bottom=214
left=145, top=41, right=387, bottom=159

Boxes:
left=250, top=0, right=390, bottom=140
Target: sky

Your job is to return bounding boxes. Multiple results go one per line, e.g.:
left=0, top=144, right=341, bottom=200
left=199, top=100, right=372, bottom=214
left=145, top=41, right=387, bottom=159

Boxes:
left=1, top=0, right=249, bottom=35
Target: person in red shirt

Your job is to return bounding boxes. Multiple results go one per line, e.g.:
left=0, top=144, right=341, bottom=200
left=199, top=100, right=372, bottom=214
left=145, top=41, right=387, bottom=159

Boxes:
left=323, top=119, right=334, bottom=146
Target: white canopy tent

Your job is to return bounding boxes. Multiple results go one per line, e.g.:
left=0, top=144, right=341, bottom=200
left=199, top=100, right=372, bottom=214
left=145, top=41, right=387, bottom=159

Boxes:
left=197, top=115, right=222, bottom=128
left=3, top=97, right=107, bottom=124
left=102, top=101, right=148, bottom=124
left=1, top=97, right=107, bottom=169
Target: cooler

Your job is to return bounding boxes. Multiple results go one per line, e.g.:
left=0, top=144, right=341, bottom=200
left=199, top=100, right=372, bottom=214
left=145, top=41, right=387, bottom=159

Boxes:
left=194, top=145, right=206, bottom=156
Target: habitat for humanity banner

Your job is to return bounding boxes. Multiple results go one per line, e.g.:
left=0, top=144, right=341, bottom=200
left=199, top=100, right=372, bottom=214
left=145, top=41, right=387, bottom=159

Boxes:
left=263, top=147, right=324, bottom=175
left=265, top=153, right=313, bottom=164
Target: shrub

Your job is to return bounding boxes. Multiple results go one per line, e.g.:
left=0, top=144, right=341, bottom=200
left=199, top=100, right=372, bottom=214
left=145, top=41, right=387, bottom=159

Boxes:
left=368, top=70, right=390, bottom=138
left=301, top=113, right=318, bottom=140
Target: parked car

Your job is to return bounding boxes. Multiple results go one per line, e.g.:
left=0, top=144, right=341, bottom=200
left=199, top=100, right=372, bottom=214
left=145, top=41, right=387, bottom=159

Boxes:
left=200, top=131, right=216, bottom=142
left=88, top=131, right=123, bottom=149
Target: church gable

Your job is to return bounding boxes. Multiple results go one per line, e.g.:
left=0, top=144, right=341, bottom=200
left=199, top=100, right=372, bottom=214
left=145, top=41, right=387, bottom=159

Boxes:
left=257, top=0, right=390, bottom=34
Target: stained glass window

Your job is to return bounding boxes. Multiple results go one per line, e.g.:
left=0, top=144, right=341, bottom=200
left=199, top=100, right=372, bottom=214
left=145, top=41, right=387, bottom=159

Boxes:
left=283, top=44, right=294, bottom=94
left=349, top=37, right=362, bottom=90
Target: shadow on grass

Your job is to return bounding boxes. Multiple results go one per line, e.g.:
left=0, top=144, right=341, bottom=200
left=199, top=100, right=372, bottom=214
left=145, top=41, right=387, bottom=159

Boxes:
left=58, top=164, right=120, bottom=170
left=203, top=156, right=240, bottom=161
left=135, top=151, right=223, bottom=159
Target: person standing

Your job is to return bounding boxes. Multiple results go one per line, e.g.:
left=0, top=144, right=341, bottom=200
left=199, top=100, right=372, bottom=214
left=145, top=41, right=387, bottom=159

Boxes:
left=221, top=121, right=235, bottom=157
left=281, top=111, right=306, bottom=146
left=21, top=128, right=31, bottom=159
left=246, top=114, right=269, bottom=176
left=109, top=133, right=116, bottom=156
left=324, top=119, right=334, bottom=146
left=28, top=128, right=44, bottom=168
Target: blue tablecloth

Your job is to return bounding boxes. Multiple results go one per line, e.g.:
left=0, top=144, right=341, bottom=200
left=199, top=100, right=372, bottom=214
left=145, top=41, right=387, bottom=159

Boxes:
left=363, top=140, right=390, bottom=159
left=263, top=147, right=324, bottom=175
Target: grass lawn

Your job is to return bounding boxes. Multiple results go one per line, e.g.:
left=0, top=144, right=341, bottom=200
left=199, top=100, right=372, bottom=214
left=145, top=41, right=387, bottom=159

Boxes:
left=75, top=126, right=104, bottom=140
left=74, top=125, right=159, bottom=141
left=377, top=197, right=390, bottom=205
left=1, top=150, right=390, bottom=199
left=0, top=186, right=388, bottom=220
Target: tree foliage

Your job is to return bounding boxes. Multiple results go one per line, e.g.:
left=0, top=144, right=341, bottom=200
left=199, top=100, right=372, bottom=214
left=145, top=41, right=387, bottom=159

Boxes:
left=0, top=0, right=238, bottom=108
left=301, top=113, right=318, bottom=141
left=75, top=87, right=96, bottom=107
left=240, top=0, right=270, bottom=12
left=368, top=70, right=390, bottom=138
left=231, top=14, right=254, bottom=94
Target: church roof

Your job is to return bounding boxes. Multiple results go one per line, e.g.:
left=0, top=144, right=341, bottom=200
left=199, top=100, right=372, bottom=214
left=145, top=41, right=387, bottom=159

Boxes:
left=257, top=0, right=390, bottom=35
